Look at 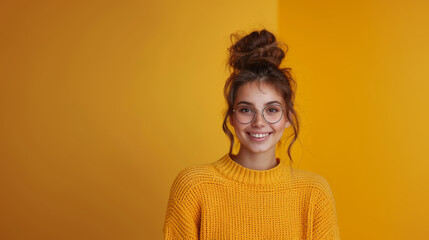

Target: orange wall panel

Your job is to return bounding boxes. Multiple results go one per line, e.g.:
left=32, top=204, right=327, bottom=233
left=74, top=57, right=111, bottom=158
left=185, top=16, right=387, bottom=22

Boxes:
left=0, top=1, right=277, bottom=239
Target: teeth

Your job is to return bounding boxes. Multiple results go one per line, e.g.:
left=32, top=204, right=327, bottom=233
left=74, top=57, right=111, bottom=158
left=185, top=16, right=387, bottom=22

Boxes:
left=249, top=133, right=270, bottom=138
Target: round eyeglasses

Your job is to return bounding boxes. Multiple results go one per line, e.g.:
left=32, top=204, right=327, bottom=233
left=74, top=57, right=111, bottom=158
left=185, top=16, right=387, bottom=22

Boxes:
left=232, top=105, right=285, bottom=124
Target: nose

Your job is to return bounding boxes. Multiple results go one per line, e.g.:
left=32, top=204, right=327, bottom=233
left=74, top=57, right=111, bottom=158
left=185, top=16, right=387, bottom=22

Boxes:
left=251, top=110, right=266, bottom=127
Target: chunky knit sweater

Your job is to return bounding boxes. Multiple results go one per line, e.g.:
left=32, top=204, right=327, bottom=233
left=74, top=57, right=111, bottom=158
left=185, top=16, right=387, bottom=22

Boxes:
left=163, top=154, right=340, bottom=239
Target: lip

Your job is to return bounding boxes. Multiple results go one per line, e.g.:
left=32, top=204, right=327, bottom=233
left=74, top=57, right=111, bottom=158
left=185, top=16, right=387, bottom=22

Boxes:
left=246, top=132, right=273, bottom=142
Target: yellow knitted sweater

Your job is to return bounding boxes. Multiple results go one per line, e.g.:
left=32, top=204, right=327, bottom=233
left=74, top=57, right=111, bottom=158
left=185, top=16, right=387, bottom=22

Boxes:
left=163, top=154, right=340, bottom=239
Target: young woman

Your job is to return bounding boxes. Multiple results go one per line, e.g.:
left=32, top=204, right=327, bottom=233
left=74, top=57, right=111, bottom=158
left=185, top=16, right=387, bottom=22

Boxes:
left=163, top=29, right=340, bottom=239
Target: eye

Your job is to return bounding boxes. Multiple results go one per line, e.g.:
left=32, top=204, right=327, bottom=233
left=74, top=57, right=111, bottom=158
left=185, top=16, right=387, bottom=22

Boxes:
left=265, top=105, right=282, bottom=114
left=237, top=106, right=254, bottom=114
left=240, top=107, right=251, bottom=113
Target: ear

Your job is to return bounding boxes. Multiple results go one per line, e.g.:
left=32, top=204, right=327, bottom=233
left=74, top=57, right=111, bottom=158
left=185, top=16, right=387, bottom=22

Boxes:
left=284, top=110, right=292, bottom=129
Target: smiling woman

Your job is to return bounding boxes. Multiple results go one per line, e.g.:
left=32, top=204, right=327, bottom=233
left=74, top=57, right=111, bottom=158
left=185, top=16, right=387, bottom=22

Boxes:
left=163, top=29, right=341, bottom=239
left=229, top=81, right=290, bottom=169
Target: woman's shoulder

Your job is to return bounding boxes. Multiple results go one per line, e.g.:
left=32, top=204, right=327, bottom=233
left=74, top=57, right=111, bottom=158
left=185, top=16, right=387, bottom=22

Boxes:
left=173, top=162, right=215, bottom=183
left=289, top=168, right=334, bottom=194
left=167, top=162, right=217, bottom=199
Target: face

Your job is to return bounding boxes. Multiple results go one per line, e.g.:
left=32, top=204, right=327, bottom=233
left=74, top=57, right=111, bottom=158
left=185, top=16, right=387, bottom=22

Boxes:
left=230, top=81, right=289, bottom=155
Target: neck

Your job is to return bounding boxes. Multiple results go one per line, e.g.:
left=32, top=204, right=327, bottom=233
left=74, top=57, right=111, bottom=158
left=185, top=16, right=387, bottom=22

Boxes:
left=233, top=147, right=278, bottom=171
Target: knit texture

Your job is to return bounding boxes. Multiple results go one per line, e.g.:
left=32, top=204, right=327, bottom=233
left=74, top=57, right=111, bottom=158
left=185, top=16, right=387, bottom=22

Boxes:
left=163, top=154, right=340, bottom=239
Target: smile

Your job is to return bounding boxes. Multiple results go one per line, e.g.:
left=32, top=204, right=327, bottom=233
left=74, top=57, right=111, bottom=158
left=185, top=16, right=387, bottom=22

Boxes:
left=246, top=132, right=273, bottom=141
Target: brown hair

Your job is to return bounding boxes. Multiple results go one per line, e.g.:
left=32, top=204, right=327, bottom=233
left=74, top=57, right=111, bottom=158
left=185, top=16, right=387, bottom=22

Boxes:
left=222, top=29, right=300, bottom=165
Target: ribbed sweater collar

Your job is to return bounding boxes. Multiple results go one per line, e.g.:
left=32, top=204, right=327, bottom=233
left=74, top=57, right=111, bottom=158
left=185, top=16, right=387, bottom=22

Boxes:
left=213, top=154, right=290, bottom=186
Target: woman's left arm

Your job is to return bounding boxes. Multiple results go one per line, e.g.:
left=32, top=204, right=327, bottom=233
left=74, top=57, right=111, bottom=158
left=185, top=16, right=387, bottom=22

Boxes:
left=311, top=176, right=341, bottom=240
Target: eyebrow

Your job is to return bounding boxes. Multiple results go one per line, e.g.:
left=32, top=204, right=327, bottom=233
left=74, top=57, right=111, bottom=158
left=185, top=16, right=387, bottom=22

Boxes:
left=236, top=100, right=282, bottom=106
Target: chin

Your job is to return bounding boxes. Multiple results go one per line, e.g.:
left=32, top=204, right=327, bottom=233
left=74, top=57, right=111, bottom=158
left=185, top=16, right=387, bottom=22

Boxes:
left=242, top=143, right=275, bottom=154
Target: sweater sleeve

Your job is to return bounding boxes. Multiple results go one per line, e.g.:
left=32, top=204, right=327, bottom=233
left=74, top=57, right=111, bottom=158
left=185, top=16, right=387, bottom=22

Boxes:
left=311, top=176, right=341, bottom=240
left=163, top=168, right=201, bottom=240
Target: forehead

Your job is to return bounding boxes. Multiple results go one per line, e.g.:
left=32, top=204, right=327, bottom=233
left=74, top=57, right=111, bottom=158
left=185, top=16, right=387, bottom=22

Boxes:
left=234, top=81, right=284, bottom=105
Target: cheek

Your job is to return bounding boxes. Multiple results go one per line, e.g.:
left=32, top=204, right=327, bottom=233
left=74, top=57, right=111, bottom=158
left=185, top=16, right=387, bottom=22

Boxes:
left=230, top=114, right=244, bottom=127
left=233, top=123, right=246, bottom=134
left=230, top=116, right=243, bottom=134
left=273, top=120, right=288, bottom=132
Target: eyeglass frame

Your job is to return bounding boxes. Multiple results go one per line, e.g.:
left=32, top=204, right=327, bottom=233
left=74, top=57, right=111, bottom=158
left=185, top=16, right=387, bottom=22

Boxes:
left=232, top=104, right=285, bottom=124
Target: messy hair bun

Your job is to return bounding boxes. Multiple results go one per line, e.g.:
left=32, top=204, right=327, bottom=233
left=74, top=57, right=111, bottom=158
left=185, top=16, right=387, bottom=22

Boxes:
left=228, top=30, right=285, bottom=70
left=222, top=29, right=300, bottom=166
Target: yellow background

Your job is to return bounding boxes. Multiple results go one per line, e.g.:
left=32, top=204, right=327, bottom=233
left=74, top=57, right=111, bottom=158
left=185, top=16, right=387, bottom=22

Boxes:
left=279, top=1, right=429, bottom=239
left=0, top=0, right=428, bottom=239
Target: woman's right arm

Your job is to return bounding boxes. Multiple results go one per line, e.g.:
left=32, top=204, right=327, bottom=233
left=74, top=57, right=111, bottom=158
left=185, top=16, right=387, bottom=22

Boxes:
left=163, top=168, right=201, bottom=240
